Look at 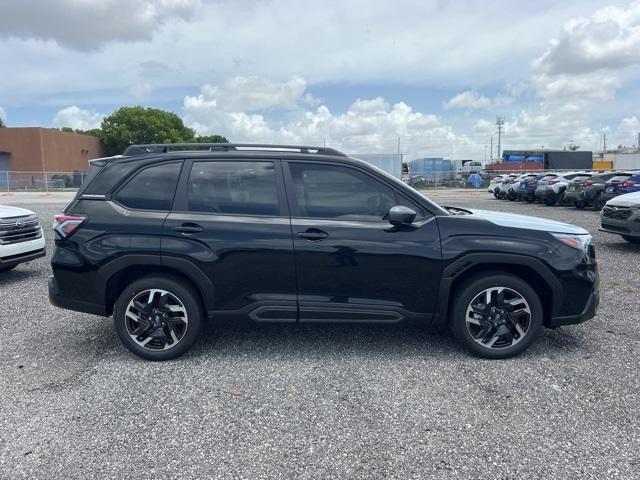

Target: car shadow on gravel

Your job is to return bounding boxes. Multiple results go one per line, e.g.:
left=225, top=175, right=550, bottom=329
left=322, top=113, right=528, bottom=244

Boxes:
left=181, top=319, right=588, bottom=361
left=0, top=267, right=41, bottom=285
left=45, top=313, right=588, bottom=362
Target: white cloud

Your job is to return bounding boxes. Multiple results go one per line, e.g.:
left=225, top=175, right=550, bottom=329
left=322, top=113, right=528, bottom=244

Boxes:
left=533, top=2, right=640, bottom=75
left=183, top=77, right=463, bottom=158
left=444, top=91, right=492, bottom=110
left=0, top=0, right=201, bottom=51
left=533, top=72, right=621, bottom=101
left=52, top=106, right=104, bottom=130
left=195, top=76, right=310, bottom=112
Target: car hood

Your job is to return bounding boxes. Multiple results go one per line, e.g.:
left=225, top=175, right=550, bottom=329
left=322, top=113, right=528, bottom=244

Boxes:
left=606, top=191, right=640, bottom=207
left=468, top=209, right=588, bottom=234
left=0, top=204, right=36, bottom=219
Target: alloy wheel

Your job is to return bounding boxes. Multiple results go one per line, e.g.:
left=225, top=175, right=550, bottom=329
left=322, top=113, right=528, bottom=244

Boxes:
left=125, top=289, right=189, bottom=351
left=465, top=287, right=531, bottom=349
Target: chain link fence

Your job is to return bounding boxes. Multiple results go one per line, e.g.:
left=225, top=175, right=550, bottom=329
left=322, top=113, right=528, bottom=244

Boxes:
left=0, top=171, right=88, bottom=193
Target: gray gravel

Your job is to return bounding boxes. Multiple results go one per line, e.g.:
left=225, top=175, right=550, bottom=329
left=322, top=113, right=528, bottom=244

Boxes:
left=1, top=192, right=639, bottom=479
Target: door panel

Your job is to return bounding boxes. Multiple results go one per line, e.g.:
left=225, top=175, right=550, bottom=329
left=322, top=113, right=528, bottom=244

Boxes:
left=285, top=161, right=442, bottom=322
left=163, top=159, right=297, bottom=319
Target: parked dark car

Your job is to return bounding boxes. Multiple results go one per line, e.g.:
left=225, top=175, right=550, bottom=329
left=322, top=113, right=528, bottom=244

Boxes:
left=600, top=171, right=640, bottom=206
left=564, top=171, right=618, bottom=210
left=517, top=174, right=545, bottom=202
left=404, top=173, right=427, bottom=188
left=49, top=144, right=599, bottom=361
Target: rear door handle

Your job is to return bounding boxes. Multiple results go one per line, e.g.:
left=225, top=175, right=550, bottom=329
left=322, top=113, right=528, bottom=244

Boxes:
left=173, top=223, right=203, bottom=234
left=297, top=228, right=329, bottom=240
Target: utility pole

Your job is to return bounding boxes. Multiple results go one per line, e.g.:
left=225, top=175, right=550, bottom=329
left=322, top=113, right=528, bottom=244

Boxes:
left=496, top=117, right=504, bottom=160
left=637, top=132, right=640, bottom=150
left=602, top=133, right=607, bottom=153
left=490, top=136, right=494, bottom=162
left=397, top=136, right=401, bottom=155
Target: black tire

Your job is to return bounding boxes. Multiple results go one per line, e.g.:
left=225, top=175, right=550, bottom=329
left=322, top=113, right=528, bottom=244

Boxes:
left=450, top=273, right=543, bottom=359
left=0, top=265, right=16, bottom=272
left=592, top=193, right=604, bottom=211
left=622, top=235, right=640, bottom=245
left=114, top=275, right=204, bottom=361
left=574, top=201, right=585, bottom=209
left=543, top=197, right=556, bottom=206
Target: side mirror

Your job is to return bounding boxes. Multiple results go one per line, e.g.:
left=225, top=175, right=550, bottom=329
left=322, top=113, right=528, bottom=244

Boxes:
left=388, top=206, right=416, bottom=226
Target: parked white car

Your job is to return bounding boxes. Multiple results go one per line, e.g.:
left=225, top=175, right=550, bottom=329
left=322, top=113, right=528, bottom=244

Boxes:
left=0, top=205, right=46, bottom=271
left=496, top=174, right=520, bottom=199
left=488, top=174, right=511, bottom=197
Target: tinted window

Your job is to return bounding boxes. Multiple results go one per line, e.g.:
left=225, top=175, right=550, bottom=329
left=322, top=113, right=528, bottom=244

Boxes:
left=290, top=163, right=398, bottom=220
left=187, top=161, right=279, bottom=215
left=116, top=162, right=181, bottom=210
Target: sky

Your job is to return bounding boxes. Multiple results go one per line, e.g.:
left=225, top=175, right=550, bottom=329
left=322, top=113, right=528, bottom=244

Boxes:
left=1, top=0, right=640, bottom=160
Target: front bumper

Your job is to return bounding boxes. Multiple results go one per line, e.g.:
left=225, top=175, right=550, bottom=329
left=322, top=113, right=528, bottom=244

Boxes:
left=599, top=208, right=640, bottom=237
left=0, top=247, right=46, bottom=270
left=548, top=290, right=599, bottom=327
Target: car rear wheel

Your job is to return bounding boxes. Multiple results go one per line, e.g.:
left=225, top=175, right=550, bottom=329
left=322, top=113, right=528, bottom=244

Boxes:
left=450, top=273, right=543, bottom=359
left=0, top=265, right=16, bottom=272
left=592, top=193, right=605, bottom=211
left=543, top=197, right=556, bottom=206
left=574, top=201, right=585, bottom=209
left=114, top=275, right=203, bottom=361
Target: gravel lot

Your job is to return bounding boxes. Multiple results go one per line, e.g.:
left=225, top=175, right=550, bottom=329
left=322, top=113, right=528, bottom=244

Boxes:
left=1, top=191, right=639, bottom=479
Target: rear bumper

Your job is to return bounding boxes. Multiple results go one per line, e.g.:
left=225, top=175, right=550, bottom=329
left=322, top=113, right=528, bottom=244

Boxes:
left=563, top=191, right=583, bottom=203
left=48, top=275, right=108, bottom=316
left=548, top=289, right=599, bottom=327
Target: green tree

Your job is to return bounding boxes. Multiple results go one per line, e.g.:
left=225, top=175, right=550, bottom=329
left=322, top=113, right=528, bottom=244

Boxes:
left=194, top=134, right=228, bottom=143
left=565, top=143, right=580, bottom=151
left=0, top=117, right=5, bottom=128
left=99, top=106, right=196, bottom=156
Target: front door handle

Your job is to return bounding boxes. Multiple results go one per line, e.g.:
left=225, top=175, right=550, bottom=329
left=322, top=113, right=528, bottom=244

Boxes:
left=297, top=228, right=329, bottom=241
left=173, top=223, right=203, bottom=234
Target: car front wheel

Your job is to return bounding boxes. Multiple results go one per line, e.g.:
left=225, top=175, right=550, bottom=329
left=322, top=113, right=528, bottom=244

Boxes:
left=114, top=275, right=203, bottom=361
left=450, top=273, right=543, bottom=359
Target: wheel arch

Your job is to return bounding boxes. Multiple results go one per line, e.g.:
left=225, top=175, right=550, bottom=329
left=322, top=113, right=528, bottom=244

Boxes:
left=96, top=255, right=214, bottom=316
left=436, top=253, right=562, bottom=328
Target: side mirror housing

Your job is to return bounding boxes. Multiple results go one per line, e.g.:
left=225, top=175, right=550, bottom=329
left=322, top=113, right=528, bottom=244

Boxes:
left=388, top=206, right=416, bottom=226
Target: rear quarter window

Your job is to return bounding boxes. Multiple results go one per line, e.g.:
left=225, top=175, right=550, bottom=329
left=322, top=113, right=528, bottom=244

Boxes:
left=116, top=162, right=182, bottom=211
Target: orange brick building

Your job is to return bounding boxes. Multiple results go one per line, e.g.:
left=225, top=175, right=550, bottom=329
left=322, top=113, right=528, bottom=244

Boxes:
left=0, top=127, right=103, bottom=173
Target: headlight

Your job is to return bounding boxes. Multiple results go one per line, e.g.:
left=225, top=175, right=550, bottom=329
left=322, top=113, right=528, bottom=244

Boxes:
left=551, top=233, right=592, bottom=252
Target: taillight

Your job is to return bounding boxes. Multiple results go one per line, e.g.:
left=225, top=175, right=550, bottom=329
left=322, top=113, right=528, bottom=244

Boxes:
left=548, top=180, right=559, bottom=185
left=53, top=213, right=87, bottom=238
left=582, top=181, right=593, bottom=187
left=622, top=181, right=639, bottom=188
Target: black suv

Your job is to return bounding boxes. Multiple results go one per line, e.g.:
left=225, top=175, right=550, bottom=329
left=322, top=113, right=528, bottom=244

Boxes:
left=49, top=144, right=599, bottom=360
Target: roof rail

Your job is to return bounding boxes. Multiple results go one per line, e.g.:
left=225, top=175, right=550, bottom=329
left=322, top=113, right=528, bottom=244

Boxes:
left=122, top=143, right=348, bottom=157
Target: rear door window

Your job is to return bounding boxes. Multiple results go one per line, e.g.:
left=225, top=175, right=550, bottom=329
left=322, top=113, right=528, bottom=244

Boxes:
left=186, top=161, right=280, bottom=216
